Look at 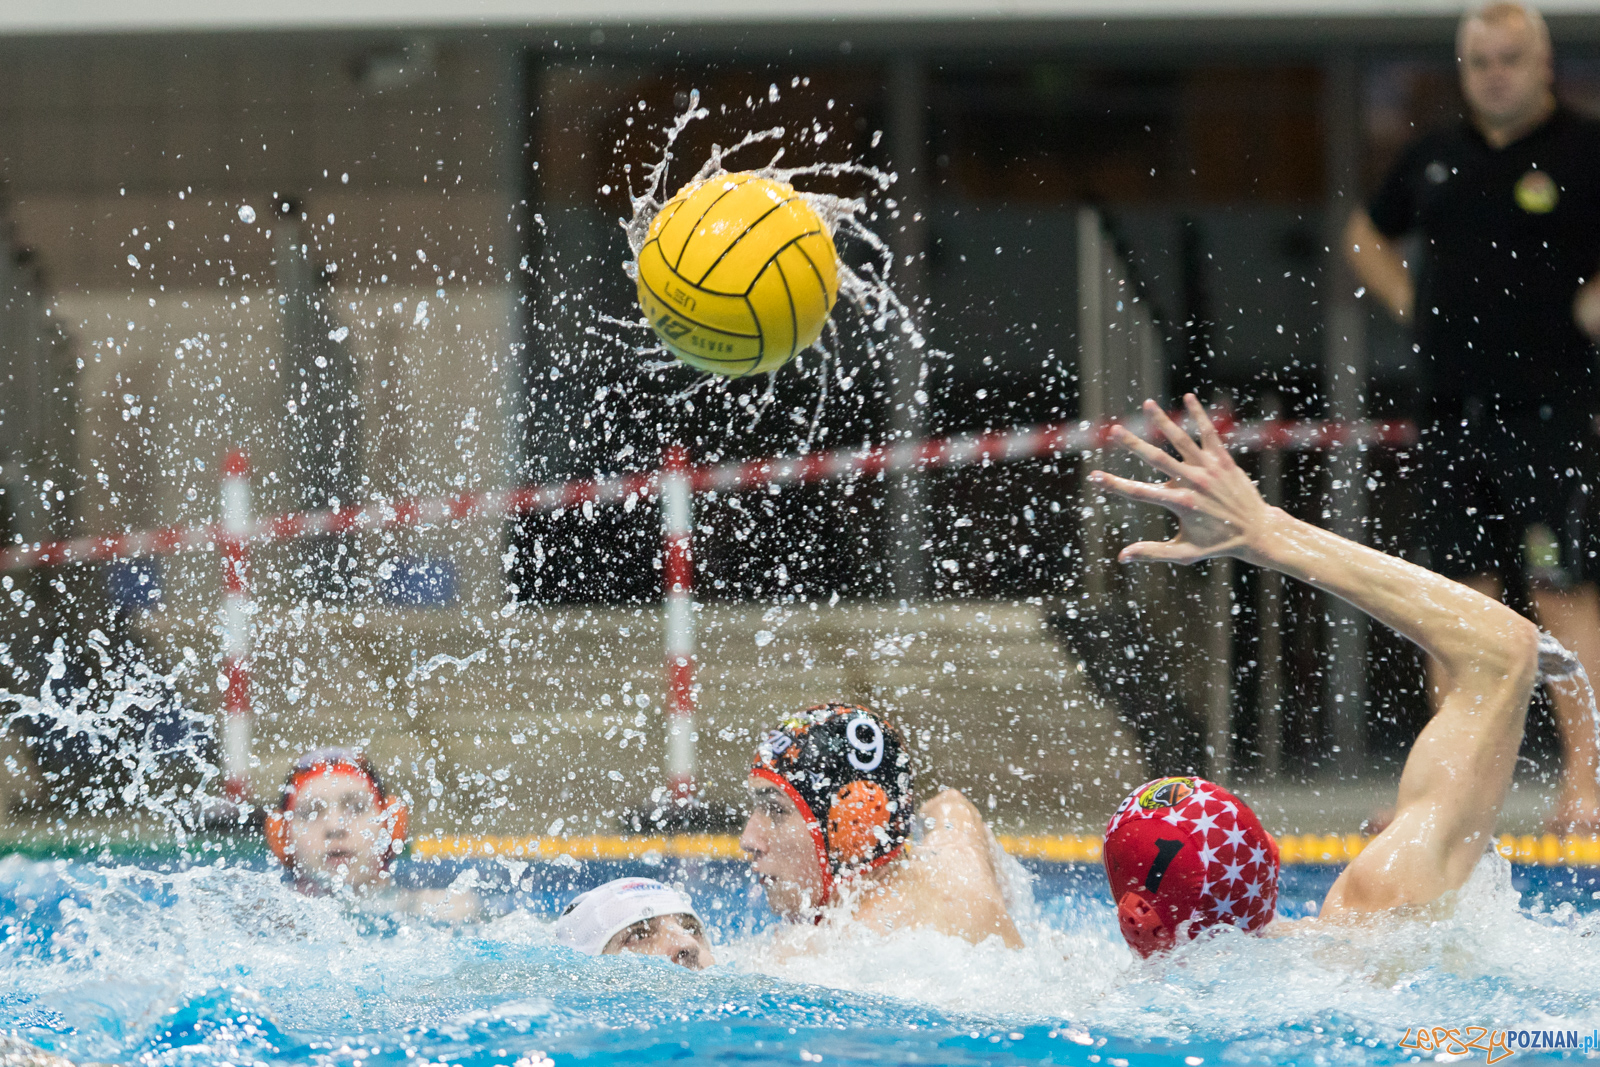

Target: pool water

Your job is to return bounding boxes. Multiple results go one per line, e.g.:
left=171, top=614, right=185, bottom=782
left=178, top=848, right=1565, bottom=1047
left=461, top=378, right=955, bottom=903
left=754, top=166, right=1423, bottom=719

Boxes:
left=0, top=852, right=1596, bottom=1066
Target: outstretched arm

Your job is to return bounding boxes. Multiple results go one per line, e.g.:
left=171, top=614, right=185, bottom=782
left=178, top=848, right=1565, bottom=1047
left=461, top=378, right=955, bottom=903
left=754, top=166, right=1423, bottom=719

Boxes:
left=1091, top=396, right=1540, bottom=919
left=1344, top=210, right=1414, bottom=323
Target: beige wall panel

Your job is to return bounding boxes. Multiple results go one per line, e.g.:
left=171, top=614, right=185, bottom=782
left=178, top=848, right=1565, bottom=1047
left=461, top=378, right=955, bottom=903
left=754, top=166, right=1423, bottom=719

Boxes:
left=140, top=601, right=1145, bottom=837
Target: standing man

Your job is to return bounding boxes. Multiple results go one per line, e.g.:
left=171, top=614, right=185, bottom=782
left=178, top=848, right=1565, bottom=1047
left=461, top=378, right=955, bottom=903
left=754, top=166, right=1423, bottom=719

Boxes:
left=1345, top=1, right=1600, bottom=831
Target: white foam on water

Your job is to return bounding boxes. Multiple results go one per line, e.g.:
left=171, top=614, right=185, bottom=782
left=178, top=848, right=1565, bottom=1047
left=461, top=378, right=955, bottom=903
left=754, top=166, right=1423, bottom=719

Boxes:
left=0, top=846, right=1596, bottom=1065
left=715, top=847, right=1600, bottom=1053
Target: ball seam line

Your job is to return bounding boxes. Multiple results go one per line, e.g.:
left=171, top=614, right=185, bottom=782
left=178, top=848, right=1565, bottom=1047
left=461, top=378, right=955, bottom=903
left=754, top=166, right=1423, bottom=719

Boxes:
left=637, top=271, right=761, bottom=340
left=772, top=255, right=800, bottom=361
left=669, top=173, right=756, bottom=274
left=744, top=290, right=764, bottom=368
left=791, top=236, right=835, bottom=314
left=739, top=229, right=826, bottom=298
left=649, top=197, right=689, bottom=258
left=691, top=196, right=798, bottom=288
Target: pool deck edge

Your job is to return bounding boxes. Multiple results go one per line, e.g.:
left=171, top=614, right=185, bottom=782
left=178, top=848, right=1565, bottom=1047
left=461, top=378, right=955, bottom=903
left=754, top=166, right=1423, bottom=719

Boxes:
left=409, top=832, right=1600, bottom=866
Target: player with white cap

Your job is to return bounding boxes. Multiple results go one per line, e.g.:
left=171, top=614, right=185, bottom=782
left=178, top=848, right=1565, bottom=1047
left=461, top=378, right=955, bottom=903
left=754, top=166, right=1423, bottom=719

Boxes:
left=553, top=877, right=714, bottom=970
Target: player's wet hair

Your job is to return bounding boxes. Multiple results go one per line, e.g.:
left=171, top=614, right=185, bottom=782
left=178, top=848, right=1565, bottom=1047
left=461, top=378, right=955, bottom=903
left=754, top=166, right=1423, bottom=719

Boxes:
left=751, top=702, right=914, bottom=904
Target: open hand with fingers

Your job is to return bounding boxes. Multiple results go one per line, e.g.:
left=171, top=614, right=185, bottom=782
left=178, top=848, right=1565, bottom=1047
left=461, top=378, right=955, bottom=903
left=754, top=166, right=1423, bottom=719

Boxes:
left=1088, top=394, right=1272, bottom=566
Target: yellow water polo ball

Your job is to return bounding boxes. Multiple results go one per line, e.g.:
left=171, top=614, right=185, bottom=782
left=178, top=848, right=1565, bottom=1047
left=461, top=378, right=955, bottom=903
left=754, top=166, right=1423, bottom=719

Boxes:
left=636, top=172, right=841, bottom=377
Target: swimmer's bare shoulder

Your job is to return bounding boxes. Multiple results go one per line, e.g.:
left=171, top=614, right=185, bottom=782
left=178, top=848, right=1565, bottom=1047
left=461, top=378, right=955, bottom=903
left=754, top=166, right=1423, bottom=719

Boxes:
left=853, top=789, right=1022, bottom=948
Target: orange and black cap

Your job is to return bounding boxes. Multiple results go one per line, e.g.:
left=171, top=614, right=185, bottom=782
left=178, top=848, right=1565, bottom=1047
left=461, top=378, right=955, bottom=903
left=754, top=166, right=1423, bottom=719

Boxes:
left=751, top=703, right=913, bottom=904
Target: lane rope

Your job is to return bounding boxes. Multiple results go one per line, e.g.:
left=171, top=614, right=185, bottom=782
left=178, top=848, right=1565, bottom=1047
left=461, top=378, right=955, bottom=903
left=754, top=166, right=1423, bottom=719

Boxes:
left=409, top=831, right=1600, bottom=867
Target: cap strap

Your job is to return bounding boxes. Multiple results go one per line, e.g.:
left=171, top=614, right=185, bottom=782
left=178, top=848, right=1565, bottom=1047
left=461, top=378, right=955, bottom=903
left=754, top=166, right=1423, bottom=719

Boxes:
left=751, top=766, right=834, bottom=906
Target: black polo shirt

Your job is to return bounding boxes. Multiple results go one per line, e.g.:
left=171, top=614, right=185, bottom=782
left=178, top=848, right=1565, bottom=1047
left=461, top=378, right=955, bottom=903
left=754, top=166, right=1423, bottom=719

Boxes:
left=1367, top=104, right=1600, bottom=415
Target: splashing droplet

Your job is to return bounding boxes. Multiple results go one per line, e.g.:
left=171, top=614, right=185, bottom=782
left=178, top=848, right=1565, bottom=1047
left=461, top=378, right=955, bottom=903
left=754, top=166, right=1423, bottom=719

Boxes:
left=238, top=204, right=256, bottom=224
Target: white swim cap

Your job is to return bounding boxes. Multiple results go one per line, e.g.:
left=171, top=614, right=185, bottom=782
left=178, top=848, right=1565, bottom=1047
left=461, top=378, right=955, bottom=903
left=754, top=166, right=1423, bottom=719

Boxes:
left=552, top=877, right=701, bottom=956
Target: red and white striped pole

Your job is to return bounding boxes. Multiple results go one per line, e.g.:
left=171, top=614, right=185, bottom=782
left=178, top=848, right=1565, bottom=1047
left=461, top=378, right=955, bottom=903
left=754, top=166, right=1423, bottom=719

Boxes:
left=219, top=449, right=253, bottom=803
left=662, top=445, right=697, bottom=805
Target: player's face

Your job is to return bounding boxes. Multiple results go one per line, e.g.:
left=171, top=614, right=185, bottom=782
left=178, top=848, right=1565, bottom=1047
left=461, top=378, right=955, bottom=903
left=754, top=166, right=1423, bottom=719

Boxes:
left=601, top=913, right=715, bottom=970
left=288, top=773, right=391, bottom=891
left=1459, top=16, right=1553, bottom=128
left=741, top=777, right=827, bottom=917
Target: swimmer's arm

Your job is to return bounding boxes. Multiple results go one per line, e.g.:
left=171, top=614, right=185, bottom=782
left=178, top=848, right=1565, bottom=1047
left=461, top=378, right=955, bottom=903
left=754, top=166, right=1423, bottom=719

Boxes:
left=918, top=789, right=989, bottom=853
left=1093, top=395, right=1540, bottom=916
left=1344, top=210, right=1413, bottom=322
left=916, top=790, right=1024, bottom=947
left=1220, top=459, right=1537, bottom=917
left=1318, top=638, right=1536, bottom=918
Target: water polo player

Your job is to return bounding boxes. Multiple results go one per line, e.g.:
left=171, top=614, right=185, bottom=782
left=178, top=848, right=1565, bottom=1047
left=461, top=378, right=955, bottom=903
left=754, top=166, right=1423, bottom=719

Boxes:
left=267, top=747, right=478, bottom=919
left=742, top=702, right=1023, bottom=947
left=554, top=877, right=714, bottom=970
left=1092, top=395, right=1545, bottom=955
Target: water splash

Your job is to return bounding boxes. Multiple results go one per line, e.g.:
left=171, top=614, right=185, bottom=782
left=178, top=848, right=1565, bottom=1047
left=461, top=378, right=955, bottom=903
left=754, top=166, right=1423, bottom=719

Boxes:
left=0, top=851, right=1593, bottom=1065
left=617, top=90, right=936, bottom=447
left=405, top=648, right=488, bottom=686
left=0, top=634, right=217, bottom=843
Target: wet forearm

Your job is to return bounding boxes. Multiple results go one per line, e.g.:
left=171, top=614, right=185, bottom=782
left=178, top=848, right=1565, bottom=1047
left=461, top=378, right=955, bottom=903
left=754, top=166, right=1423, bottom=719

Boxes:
left=1237, top=507, right=1534, bottom=680
left=1344, top=212, right=1413, bottom=321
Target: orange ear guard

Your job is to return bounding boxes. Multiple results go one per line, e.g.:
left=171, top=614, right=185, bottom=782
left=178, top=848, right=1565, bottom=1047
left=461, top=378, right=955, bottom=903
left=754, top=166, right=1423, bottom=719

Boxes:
left=265, top=809, right=293, bottom=866
left=384, top=801, right=410, bottom=858
left=827, top=780, right=891, bottom=866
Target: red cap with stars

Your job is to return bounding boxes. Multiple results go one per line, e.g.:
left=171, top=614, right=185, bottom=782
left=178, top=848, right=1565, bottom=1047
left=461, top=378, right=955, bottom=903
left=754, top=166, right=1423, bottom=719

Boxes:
left=1102, top=776, right=1279, bottom=956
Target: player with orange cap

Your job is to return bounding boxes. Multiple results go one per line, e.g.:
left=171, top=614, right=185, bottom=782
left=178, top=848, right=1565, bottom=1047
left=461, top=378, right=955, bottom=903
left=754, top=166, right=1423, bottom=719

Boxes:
left=1090, top=395, right=1545, bottom=955
left=266, top=747, right=479, bottom=919
left=741, top=702, right=1023, bottom=947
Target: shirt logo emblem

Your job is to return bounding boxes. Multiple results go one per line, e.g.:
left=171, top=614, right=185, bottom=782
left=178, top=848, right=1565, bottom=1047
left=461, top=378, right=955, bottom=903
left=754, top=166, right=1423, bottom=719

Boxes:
left=1514, top=169, right=1559, bottom=214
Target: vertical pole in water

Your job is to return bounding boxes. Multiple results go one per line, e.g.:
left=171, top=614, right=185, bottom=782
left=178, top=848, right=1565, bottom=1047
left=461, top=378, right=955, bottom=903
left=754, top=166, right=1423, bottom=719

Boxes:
left=1323, top=49, right=1369, bottom=779
left=661, top=446, right=697, bottom=805
left=886, top=54, right=929, bottom=601
left=1076, top=208, right=1108, bottom=609
left=1206, top=556, right=1235, bottom=787
left=219, top=449, right=253, bottom=803
left=1256, top=392, right=1286, bottom=780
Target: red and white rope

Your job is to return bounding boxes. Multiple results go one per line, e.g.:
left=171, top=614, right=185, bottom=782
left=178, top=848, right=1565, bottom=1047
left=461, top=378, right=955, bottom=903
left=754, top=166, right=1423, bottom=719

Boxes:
left=0, top=414, right=1415, bottom=573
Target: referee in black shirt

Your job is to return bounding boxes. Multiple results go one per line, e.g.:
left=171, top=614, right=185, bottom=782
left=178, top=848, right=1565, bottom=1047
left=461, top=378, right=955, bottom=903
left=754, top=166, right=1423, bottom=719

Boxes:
left=1346, top=1, right=1600, bottom=833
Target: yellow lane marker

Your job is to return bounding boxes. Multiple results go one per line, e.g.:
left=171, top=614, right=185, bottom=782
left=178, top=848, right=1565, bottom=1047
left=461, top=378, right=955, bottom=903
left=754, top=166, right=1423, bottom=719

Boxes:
left=411, top=832, right=1600, bottom=866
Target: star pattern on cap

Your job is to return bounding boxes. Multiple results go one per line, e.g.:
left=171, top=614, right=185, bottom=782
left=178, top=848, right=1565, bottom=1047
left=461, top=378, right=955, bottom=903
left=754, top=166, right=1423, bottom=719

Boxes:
left=1106, top=777, right=1279, bottom=933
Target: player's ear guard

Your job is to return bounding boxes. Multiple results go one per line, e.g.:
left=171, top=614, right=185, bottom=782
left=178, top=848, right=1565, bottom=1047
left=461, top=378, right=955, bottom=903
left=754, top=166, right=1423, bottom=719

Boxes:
left=1117, top=890, right=1175, bottom=958
left=827, top=779, right=893, bottom=865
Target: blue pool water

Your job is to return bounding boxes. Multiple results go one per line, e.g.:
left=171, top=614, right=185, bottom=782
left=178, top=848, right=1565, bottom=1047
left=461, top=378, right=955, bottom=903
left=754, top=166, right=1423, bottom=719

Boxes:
left=0, top=852, right=1596, bottom=1066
